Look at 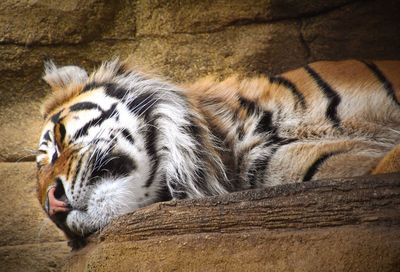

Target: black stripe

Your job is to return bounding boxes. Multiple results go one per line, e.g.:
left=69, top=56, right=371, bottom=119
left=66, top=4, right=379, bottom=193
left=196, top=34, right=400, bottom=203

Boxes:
left=248, top=155, right=271, bottom=188
left=245, top=109, right=297, bottom=187
left=70, top=102, right=102, bottom=112
left=121, top=129, right=135, bottom=145
left=50, top=111, right=62, bottom=123
left=237, top=98, right=262, bottom=140
left=247, top=138, right=297, bottom=188
left=51, top=152, right=58, bottom=164
left=362, top=61, right=400, bottom=106
left=81, top=153, right=97, bottom=188
left=90, top=153, right=136, bottom=183
left=270, top=76, right=306, bottom=109
left=182, top=116, right=203, bottom=146
left=134, top=89, right=170, bottom=189
left=238, top=97, right=258, bottom=115
left=72, top=103, right=118, bottom=139
left=193, top=165, right=208, bottom=192
left=126, top=91, right=159, bottom=188
left=255, top=111, right=275, bottom=135
left=59, top=123, right=66, bottom=144
left=182, top=116, right=213, bottom=194
left=157, top=176, right=173, bottom=201
left=302, top=152, right=340, bottom=182
left=238, top=124, right=245, bottom=140
left=304, top=65, right=341, bottom=128
left=43, top=130, right=51, bottom=142
left=126, top=92, right=158, bottom=117
left=104, top=83, right=129, bottom=100
left=66, top=154, right=75, bottom=181
left=143, top=118, right=159, bottom=188
left=81, top=82, right=105, bottom=93
left=71, top=155, right=84, bottom=192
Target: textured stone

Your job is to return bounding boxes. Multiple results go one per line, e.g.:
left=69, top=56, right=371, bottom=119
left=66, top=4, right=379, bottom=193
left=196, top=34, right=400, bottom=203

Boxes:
left=63, top=174, right=400, bottom=271
left=0, top=162, right=70, bottom=271
left=0, top=162, right=66, bottom=246
left=303, top=0, right=400, bottom=61
left=0, top=242, right=70, bottom=272
left=131, top=22, right=306, bottom=80
left=0, top=0, right=135, bottom=46
left=65, top=227, right=400, bottom=272
left=136, top=0, right=353, bottom=35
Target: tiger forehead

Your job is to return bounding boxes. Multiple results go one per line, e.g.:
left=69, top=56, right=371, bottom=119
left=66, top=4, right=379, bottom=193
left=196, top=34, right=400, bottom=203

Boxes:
left=45, top=87, right=108, bottom=123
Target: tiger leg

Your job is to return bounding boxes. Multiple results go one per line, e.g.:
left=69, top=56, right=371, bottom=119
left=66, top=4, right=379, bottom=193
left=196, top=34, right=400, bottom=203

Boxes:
left=371, top=144, right=400, bottom=174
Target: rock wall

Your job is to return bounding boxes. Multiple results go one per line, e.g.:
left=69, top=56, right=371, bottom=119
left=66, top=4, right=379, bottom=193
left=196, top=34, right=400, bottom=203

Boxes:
left=0, top=0, right=399, bottom=271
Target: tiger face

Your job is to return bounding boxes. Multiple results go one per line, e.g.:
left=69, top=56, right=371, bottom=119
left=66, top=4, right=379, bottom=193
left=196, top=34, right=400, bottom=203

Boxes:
left=36, top=60, right=215, bottom=239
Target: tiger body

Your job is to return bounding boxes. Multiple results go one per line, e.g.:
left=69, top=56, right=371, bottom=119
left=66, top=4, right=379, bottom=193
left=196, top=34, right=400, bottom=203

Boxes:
left=36, top=59, right=400, bottom=240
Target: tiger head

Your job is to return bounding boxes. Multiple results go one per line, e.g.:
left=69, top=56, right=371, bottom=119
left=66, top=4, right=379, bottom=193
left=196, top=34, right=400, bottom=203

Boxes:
left=36, top=59, right=227, bottom=241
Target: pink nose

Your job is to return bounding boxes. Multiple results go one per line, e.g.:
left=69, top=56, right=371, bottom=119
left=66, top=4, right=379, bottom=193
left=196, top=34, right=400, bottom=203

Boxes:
left=48, top=186, right=70, bottom=216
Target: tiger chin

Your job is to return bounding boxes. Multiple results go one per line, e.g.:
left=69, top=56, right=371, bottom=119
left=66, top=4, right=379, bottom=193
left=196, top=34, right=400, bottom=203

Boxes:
left=36, top=58, right=400, bottom=249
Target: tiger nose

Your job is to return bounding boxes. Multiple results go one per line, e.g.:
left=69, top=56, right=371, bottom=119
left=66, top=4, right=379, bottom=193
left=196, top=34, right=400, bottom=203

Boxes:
left=48, top=179, right=71, bottom=216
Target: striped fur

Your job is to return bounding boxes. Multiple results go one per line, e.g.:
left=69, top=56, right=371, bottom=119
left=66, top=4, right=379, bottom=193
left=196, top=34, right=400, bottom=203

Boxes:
left=36, top=59, right=400, bottom=240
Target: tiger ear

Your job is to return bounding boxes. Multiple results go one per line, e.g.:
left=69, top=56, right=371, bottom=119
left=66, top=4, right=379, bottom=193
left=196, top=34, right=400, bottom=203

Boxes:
left=43, top=60, right=88, bottom=92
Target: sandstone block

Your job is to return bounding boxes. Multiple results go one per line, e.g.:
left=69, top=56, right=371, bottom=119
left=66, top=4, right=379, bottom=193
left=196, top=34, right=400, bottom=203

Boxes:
left=131, top=22, right=307, bottom=81
left=0, top=242, right=70, bottom=272
left=136, top=0, right=352, bottom=35
left=0, top=0, right=135, bottom=46
left=0, top=162, right=66, bottom=246
left=303, top=0, right=400, bottom=61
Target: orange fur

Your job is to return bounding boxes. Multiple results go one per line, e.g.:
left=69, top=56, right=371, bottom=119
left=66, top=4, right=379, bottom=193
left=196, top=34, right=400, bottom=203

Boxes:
left=41, top=83, right=84, bottom=118
left=372, top=144, right=400, bottom=174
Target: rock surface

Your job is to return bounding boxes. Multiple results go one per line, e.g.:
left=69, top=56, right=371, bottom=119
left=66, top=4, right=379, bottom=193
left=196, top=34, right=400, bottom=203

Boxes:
left=0, top=0, right=399, bottom=271
left=0, top=163, right=70, bottom=271
left=63, top=174, right=400, bottom=271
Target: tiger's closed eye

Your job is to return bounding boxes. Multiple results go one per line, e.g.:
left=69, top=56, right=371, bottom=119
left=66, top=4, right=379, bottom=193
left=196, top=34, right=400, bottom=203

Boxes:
left=54, top=121, right=67, bottom=151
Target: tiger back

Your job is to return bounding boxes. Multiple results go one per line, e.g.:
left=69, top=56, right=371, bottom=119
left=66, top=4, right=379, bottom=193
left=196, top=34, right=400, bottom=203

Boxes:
left=187, top=60, right=400, bottom=187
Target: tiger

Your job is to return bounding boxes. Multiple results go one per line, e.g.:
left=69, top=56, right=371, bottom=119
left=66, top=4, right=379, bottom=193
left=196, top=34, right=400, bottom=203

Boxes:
left=36, top=59, right=400, bottom=246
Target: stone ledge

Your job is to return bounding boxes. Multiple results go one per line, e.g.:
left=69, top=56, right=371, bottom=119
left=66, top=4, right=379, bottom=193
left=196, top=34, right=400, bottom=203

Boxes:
left=0, top=241, right=70, bottom=272
left=63, top=174, right=400, bottom=271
